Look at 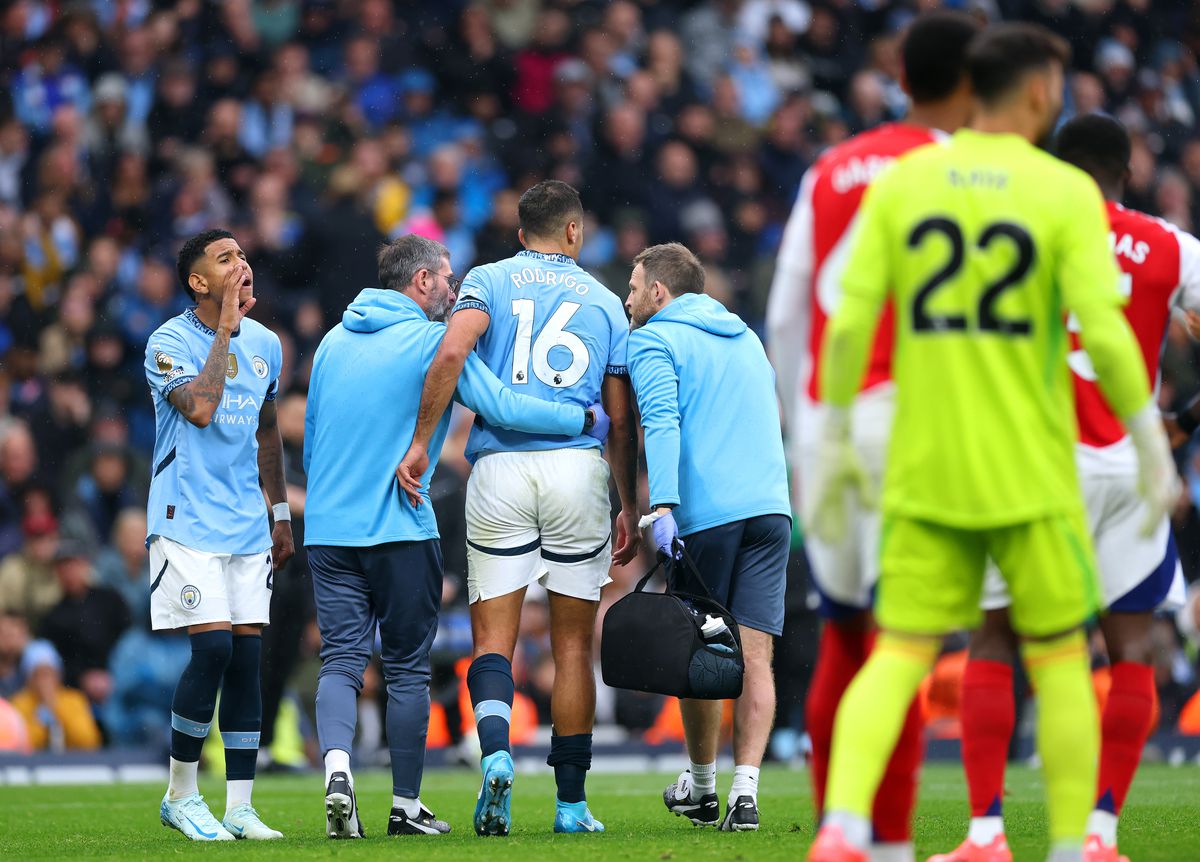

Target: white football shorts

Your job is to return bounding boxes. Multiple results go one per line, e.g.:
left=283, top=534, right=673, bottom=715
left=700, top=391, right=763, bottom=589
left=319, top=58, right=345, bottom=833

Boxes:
left=465, top=448, right=613, bottom=604
left=797, top=384, right=894, bottom=612
left=983, top=438, right=1185, bottom=613
left=149, top=535, right=272, bottom=630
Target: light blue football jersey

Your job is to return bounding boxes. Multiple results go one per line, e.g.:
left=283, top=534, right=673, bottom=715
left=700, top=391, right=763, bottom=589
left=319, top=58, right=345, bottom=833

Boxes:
left=454, top=249, right=629, bottom=462
left=144, top=308, right=283, bottom=555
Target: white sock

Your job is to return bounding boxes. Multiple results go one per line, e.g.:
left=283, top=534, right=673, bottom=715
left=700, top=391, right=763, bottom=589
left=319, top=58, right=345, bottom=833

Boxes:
left=825, top=810, right=871, bottom=849
left=1085, top=809, right=1118, bottom=845
left=869, top=842, right=915, bottom=862
left=968, top=815, right=1005, bottom=845
left=1045, top=842, right=1083, bottom=862
left=168, top=757, right=199, bottom=801
left=324, top=749, right=353, bottom=788
left=225, top=779, right=253, bottom=815
left=393, top=795, right=421, bottom=817
left=729, top=764, right=760, bottom=804
left=688, top=760, right=716, bottom=799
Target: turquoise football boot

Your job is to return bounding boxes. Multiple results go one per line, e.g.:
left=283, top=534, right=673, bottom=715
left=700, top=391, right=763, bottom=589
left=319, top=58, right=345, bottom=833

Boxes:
left=473, top=750, right=515, bottom=836
left=554, top=800, right=605, bottom=833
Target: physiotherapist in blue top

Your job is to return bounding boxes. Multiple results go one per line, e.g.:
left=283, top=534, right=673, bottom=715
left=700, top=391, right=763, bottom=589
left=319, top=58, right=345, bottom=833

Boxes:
left=625, top=242, right=790, bottom=834
left=304, top=234, right=608, bottom=840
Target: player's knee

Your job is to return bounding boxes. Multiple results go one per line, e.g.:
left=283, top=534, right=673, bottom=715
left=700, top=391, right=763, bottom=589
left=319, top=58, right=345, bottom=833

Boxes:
left=1106, top=630, right=1154, bottom=666
left=968, top=611, right=1019, bottom=663
left=190, top=629, right=234, bottom=674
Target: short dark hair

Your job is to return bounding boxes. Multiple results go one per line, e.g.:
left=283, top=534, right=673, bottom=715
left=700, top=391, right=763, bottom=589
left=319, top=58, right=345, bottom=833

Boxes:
left=901, top=11, right=981, bottom=104
left=633, top=242, right=705, bottom=296
left=518, top=180, right=584, bottom=240
left=967, top=23, right=1071, bottom=107
left=176, top=229, right=235, bottom=302
left=1055, top=113, right=1131, bottom=190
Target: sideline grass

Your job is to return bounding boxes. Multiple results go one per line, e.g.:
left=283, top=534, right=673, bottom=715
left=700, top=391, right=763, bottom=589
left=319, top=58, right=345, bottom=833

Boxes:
left=0, top=763, right=1196, bottom=859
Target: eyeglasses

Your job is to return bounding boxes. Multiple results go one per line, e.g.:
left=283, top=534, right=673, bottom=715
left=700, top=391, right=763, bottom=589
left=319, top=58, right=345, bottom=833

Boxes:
left=430, top=270, right=462, bottom=292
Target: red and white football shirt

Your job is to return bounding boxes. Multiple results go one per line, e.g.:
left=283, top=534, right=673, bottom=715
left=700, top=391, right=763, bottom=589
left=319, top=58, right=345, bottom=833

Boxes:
left=1070, top=202, right=1200, bottom=455
left=767, top=123, right=941, bottom=422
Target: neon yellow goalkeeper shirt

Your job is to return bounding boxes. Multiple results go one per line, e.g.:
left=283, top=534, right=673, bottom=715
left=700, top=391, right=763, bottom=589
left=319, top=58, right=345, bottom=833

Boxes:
left=821, top=128, right=1151, bottom=528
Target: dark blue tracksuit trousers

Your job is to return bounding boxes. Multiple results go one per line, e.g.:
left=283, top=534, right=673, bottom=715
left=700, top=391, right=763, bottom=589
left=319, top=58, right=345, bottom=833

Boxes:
left=310, top=540, right=442, bottom=798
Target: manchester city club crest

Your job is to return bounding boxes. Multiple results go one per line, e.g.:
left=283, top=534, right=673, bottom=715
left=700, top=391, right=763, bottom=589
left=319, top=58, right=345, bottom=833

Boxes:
left=252, top=356, right=269, bottom=379
left=180, top=585, right=202, bottom=610
left=226, top=354, right=239, bottom=379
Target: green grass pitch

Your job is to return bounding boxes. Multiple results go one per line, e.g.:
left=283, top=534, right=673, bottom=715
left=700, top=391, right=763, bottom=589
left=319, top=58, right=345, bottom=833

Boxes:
left=1, top=764, right=1196, bottom=859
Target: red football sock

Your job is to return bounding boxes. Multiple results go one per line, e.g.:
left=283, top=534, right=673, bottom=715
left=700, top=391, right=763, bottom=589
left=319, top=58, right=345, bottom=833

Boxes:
left=872, top=694, right=924, bottom=841
left=806, top=621, right=870, bottom=817
left=1096, top=661, right=1156, bottom=814
left=960, top=659, right=1015, bottom=818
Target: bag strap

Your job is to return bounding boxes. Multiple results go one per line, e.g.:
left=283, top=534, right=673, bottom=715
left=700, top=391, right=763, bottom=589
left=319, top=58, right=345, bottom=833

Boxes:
left=632, top=557, right=668, bottom=594
left=630, top=541, right=724, bottom=608
left=667, top=540, right=723, bottom=605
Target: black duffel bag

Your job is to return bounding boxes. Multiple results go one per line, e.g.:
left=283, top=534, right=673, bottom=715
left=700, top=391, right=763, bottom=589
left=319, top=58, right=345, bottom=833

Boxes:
left=601, top=544, right=744, bottom=700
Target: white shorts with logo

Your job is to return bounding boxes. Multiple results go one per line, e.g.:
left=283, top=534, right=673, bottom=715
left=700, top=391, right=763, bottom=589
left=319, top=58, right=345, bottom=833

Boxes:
left=149, top=535, right=272, bottom=630
left=797, top=385, right=894, bottom=611
left=465, top=448, right=613, bottom=604
left=982, top=438, right=1186, bottom=613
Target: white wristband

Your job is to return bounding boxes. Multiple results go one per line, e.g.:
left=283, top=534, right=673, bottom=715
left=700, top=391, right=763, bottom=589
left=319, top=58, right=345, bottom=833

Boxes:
left=271, top=502, right=291, bottom=522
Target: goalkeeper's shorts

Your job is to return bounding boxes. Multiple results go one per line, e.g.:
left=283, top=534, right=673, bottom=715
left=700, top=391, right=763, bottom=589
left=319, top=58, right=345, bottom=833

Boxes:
left=876, top=508, right=1100, bottom=638
left=982, top=463, right=1185, bottom=614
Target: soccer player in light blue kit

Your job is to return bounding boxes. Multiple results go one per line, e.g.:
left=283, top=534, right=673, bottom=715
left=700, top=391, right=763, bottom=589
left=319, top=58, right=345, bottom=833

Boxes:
left=146, top=229, right=293, bottom=841
left=398, top=181, right=641, bottom=836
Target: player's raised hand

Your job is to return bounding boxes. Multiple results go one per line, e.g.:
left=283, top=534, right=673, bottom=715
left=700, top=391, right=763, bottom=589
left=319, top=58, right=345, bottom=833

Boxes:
left=1127, top=402, right=1180, bottom=536
left=270, top=519, right=294, bottom=570
left=805, top=407, right=876, bottom=544
left=396, top=444, right=429, bottom=508
left=612, top=507, right=641, bottom=566
left=219, top=263, right=255, bottom=330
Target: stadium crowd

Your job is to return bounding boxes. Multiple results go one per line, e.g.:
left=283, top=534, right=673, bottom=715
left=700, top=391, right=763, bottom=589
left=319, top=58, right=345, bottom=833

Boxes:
left=1, top=0, right=1199, bottom=761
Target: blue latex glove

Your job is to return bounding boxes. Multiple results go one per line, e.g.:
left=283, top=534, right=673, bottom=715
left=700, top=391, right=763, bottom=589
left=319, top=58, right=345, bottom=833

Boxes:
left=638, top=509, right=682, bottom=559
left=584, top=401, right=610, bottom=442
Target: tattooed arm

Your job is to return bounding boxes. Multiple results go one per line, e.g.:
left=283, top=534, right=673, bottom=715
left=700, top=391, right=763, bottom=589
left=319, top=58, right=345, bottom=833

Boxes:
left=167, top=263, right=253, bottom=428
left=257, top=398, right=294, bottom=570
left=256, top=399, right=287, bottom=507
left=168, top=325, right=232, bottom=427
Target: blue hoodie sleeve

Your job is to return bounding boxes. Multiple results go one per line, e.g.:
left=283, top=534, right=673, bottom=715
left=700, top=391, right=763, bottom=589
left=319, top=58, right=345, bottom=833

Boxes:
left=303, top=345, right=322, bottom=476
left=628, top=327, right=681, bottom=508
left=454, top=352, right=585, bottom=435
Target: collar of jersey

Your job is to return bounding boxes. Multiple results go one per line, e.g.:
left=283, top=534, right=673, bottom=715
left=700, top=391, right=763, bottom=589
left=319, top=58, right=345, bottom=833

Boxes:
left=516, top=250, right=575, bottom=265
left=185, top=307, right=240, bottom=338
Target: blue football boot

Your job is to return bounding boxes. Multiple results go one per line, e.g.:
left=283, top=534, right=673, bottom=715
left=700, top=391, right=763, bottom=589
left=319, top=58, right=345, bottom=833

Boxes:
left=473, top=750, right=515, bottom=836
left=554, top=799, right=605, bottom=833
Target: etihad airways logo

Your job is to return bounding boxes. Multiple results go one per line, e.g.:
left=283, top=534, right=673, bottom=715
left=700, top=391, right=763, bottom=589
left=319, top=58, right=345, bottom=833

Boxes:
left=213, top=391, right=262, bottom=426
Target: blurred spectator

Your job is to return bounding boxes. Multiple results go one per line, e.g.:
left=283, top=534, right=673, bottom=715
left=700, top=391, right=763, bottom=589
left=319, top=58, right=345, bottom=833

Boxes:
left=102, top=626, right=189, bottom=748
left=10, top=639, right=101, bottom=751
left=0, top=611, right=32, bottom=698
left=68, top=443, right=144, bottom=544
left=36, top=538, right=130, bottom=706
left=94, top=508, right=150, bottom=627
left=0, top=512, right=60, bottom=625
left=729, top=38, right=782, bottom=126
left=12, top=37, right=90, bottom=135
